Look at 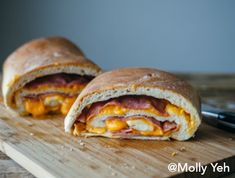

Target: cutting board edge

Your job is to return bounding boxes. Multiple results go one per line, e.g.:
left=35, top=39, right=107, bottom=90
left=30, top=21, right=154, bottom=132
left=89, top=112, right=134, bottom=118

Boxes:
left=0, top=141, right=58, bottom=178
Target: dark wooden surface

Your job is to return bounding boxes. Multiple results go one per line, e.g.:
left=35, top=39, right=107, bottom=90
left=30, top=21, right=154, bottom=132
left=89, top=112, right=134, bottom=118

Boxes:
left=0, top=73, right=235, bottom=178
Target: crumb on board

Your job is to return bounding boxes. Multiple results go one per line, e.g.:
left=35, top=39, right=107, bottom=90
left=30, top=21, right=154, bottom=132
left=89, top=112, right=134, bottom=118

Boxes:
left=171, top=152, right=178, bottom=157
left=179, top=147, right=186, bottom=152
left=28, top=123, right=34, bottom=127
left=105, top=144, right=111, bottom=148
left=122, top=163, right=129, bottom=168
left=111, top=172, right=117, bottom=176
left=80, top=142, right=85, bottom=146
left=30, top=133, right=34, bottom=136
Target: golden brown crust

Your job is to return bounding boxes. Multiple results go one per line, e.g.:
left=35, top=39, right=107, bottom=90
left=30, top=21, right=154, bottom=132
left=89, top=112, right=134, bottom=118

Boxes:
left=79, top=68, right=200, bottom=111
left=3, top=37, right=100, bottom=81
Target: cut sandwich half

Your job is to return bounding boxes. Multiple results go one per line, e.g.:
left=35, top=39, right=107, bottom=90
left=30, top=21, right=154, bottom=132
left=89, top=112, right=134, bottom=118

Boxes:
left=64, top=68, right=201, bottom=141
left=2, top=37, right=102, bottom=117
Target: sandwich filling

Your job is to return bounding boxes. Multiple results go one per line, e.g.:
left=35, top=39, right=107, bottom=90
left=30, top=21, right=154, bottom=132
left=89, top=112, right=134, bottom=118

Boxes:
left=14, top=73, right=93, bottom=117
left=73, top=95, right=191, bottom=137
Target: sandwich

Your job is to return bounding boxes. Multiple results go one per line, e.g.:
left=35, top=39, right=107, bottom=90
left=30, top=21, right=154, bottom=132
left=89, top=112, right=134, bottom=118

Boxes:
left=64, top=67, right=201, bottom=140
left=2, top=37, right=102, bottom=117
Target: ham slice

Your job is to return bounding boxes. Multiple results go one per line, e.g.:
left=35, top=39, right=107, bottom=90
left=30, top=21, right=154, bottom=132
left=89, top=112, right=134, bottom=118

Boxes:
left=24, top=73, right=93, bottom=89
left=163, top=121, right=177, bottom=132
left=118, top=96, right=153, bottom=109
left=77, top=95, right=169, bottom=122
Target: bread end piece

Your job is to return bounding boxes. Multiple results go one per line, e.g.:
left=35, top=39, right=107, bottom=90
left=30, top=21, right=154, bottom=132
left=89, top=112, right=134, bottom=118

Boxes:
left=2, top=37, right=102, bottom=111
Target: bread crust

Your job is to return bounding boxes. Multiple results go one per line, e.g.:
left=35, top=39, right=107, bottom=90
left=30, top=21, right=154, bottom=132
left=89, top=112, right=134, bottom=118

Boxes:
left=2, top=37, right=102, bottom=110
left=64, top=67, right=201, bottom=140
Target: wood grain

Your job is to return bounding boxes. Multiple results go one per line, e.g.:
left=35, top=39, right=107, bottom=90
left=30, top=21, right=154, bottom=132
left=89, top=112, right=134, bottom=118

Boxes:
left=0, top=152, right=34, bottom=178
left=0, top=74, right=235, bottom=178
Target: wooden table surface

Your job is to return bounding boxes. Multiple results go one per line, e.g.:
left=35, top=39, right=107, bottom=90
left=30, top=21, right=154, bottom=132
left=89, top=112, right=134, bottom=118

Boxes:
left=0, top=73, right=235, bottom=178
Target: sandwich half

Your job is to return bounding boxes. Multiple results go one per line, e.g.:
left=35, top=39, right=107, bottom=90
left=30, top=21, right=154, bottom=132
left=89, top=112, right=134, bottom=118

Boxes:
left=2, top=37, right=102, bottom=117
left=64, top=68, right=201, bottom=141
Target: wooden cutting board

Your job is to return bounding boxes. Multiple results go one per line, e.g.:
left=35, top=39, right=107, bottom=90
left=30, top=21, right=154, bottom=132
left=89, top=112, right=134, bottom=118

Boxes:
left=0, top=74, right=235, bottom=178
left=0, top=102, right=235, bottom=178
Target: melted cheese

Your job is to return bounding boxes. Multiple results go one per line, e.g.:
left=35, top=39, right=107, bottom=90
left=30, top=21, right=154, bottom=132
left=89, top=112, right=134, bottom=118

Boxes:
left=166, top=104, right=184, bottom=116
left=73, top=123, right=86, bottom=136
left=24, top=99, right=46, bottom=117
left=83, top=102, right=192, bottom=136
left=140, top=129, right=164, bottom=136
left=87, top=127, right=106, bottom=134
left=44, top=95, right=64, bottom=106
left=24, top=84, right=86, bottom=93
left=61, top=97, right=77, bottom=115
left=126, top=117, right=163, bottom=136
left=24, top=94, right=77, bottom=117
left=85, top=116, right=165, bottom=136
left=166, top=103, right=196, bottom=135
left=89, top=104, right=163, bottom=120
left=126, top=118, right=154, bottom=132
left=18, top=81, right=85, bottom=116
left=106, top=119, right=127, bottom=132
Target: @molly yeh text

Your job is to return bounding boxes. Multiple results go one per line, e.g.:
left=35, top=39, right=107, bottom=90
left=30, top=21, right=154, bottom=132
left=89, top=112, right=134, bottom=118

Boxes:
left=168, top=162, right=230, bottom=175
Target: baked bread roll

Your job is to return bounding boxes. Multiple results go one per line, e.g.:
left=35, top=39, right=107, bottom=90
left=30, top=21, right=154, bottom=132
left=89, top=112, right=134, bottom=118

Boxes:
left=2, top=37, right=102, bottom=117
left=64, top=68, right=201, bottom=141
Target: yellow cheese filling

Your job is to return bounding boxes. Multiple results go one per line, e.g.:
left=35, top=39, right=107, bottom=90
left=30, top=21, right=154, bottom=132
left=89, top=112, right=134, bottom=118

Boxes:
left=87, top=104, right=166, bottom=121
left=74, top=117, right=167, bottom=136
left=24, top=94, right=77, bottom=117
left=19, top=82, right=87, bottom=117
left=24, top=84, right=85, bottom=93
left=73, top=102, right=192, bottom=136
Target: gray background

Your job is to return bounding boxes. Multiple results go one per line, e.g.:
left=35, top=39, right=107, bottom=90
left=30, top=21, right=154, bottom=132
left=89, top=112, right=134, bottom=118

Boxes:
left=0, top=0, right=235, bottom=72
